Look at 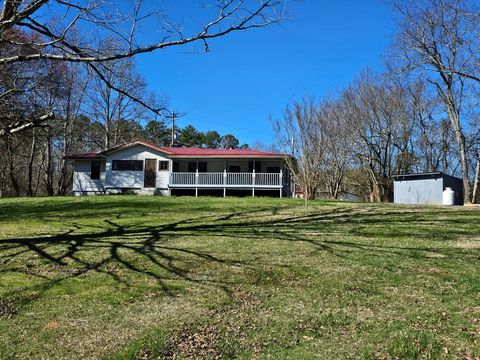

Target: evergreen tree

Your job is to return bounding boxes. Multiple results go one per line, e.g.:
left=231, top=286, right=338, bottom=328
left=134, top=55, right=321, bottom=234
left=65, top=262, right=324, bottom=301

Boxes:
left=178, top=125, right=203, bottom=147
left=143, top=120, right=170, bottom=146
left=221, top=134, right=240, bottom=149
left=203, top=130, right=222, bottom=148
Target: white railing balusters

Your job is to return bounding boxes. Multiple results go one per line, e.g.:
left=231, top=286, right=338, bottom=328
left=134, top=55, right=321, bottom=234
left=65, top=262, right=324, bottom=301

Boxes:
left=170, top=172, right=282, bottom=187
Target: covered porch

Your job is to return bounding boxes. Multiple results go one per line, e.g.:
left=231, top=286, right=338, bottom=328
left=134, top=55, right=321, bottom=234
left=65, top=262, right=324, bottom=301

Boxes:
left=169, top=158, right=285, bottom=197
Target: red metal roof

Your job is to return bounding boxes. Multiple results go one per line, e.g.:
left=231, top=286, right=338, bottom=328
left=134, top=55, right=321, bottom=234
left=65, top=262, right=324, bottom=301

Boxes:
left=159, top=147, right=284, bottom=157
left=65, top=140, right=286, bottom=160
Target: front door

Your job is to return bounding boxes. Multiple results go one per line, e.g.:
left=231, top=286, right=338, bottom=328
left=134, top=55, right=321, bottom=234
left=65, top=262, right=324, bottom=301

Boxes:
left=144, top=159, right=157, bottom=188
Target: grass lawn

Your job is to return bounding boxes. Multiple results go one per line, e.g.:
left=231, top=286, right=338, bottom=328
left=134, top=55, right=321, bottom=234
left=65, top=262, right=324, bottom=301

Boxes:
left=0, top=196, right=479, bottom=359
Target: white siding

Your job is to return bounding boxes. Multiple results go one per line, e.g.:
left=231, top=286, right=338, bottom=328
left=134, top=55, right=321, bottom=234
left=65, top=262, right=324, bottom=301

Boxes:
left=73, top=160, right=106, bottom=193
left=394, top=178, right=443, bottom=205
left=157, top=168, right=170, bottom=189
left=104, top=144, right=170, bottom=189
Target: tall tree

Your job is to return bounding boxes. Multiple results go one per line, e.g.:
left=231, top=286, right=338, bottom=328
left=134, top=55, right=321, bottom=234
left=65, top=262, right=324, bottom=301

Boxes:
left=203, top=130, right=222, bottom=148
left=342, top=72, right=414, bottom=202
left=177, top=125, right=203, bottom=147
left=274, top=97, right=325, bottom=203
left=86, top=58, right=149, bottom=150
left=143, top=120, right=170, bottom=146
left=317, top=99, right=353, bottom=199
left=393, top=0, right=480, bottom=203
left=221, top=134, right=240, bottom=149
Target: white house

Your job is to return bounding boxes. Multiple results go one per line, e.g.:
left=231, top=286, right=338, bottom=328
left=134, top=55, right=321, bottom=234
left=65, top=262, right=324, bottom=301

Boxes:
left=66, top=140, right=291, bottom=197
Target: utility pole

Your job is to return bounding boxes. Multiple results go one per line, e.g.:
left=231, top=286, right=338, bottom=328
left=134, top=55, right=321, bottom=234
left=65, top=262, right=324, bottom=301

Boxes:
left=164, top=109, right=177, bottom=147
left=165, top=109, right=186, bottom=147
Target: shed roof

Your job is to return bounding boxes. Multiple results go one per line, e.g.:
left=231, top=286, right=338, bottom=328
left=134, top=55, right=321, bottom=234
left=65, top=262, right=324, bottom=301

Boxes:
left=392, top=172, right=461, bottom=181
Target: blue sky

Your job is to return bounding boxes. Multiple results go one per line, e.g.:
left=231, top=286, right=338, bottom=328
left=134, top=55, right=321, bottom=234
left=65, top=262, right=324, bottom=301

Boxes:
left=135, top=0, right=396, bottom=146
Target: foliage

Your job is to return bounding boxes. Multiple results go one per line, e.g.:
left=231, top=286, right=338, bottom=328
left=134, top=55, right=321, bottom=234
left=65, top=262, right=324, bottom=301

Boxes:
left=142, top=120, right=171, bottom=146
left=203, top=130, right=222, bottom=149
left=177, top=125, right=204, bottom=147
left=221, top=134, right=241, bottom=149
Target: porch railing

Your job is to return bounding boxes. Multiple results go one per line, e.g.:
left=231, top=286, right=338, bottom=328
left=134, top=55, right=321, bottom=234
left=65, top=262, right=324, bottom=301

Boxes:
left=170, top=172, right=282, bottom=187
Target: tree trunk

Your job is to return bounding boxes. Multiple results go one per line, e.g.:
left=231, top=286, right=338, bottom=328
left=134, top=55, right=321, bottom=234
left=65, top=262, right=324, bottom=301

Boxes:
left=367, top=165, right=380, bottom=202
left=472, top=153, right=480, bottom=204
left=27, top=133, right=37, bottom=196
left=7, top=138, right=20, bottom=196
left=445, top=91, right=471, bottom=204
left=45, top=131, right=54, bottom=196
left=442, top=121, right=449, bottom=173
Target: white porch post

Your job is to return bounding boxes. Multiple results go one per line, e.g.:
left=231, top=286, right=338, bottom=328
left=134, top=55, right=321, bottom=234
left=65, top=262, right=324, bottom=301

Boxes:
left=223, top=169, right=227, bottom=197
left=279, top=169, right=283, bottom=198
left=195, top=168, right=199, bottom=197
left=252, top=169, right=255, bottom=197
left=224, top=160, right=228, bottom=197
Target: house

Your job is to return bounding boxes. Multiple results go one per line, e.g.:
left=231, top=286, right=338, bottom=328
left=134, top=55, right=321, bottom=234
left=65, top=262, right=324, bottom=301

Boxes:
left=66, top=140, right=291, bottom=197
left=393, top=172, right=464, bottom=205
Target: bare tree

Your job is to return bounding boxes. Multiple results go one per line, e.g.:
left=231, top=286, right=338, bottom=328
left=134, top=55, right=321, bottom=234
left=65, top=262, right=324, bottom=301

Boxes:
left=274, top=97, right=325, bottom=204
left=342, top=72, right=414, bottom=202
left=393, top=0, right=480, bottom=203
left=85, top=57, right=150, bottom=149
left=472, top=150, right=480, bottom=203
left=317, top=99, right=353, bottom=199
left=0, top=0, right=286, bottom=135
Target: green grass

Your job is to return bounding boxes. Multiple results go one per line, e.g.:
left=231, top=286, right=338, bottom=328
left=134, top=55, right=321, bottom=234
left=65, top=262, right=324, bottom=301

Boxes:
left=0, top=196, right=479, bottom=359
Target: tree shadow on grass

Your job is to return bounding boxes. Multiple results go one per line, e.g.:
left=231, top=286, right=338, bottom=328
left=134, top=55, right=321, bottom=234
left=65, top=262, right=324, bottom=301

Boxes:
left=1, top=205, right=479, bottom=309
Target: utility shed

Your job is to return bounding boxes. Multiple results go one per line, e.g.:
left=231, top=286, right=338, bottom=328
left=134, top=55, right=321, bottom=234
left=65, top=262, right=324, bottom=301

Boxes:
left=393, top=172, right=464, bottom=205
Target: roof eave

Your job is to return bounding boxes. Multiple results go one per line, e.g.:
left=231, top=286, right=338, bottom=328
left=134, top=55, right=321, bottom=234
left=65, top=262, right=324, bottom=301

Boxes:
left=64, top=155, right=106, bottom=160
left=392, top=172, right=443, bottom=178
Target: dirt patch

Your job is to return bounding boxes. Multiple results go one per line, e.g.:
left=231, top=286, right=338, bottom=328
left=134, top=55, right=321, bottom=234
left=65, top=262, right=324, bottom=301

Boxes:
left=425, top=252, right=447, bottom=258
left=44, top=321, right=61, bottom=330
left=0, top=299, right=17, bottom=319
left=455, top=238, right=480, bottom=249
left=161, top=323, right=222, bottom=360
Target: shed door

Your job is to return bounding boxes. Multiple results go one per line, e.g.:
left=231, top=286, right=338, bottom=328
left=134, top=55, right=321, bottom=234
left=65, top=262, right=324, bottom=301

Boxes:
left=144, top=159, right=157, bottom=188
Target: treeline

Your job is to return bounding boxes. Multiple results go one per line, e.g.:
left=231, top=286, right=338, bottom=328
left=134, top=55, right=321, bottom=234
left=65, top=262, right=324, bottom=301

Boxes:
left=172, top=125, right=247, bottom=149
left=0, top=30, right=245, bottom=197
left=275, top=0, right=480, bottom=204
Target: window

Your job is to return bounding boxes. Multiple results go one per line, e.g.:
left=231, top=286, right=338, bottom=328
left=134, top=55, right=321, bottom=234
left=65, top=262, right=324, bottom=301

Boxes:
left=90, top=161, right=101, bottom=180
left=173, top=161, right=180, bottom=172
left=158, top=161, right=169, bottom=171
left=198, top=162, right=207, bottom=173
left=248, top=161, right=262, bottom=173
left=187, top=162, right=207, bottom=172
left=112, top=160, right=143, bottom=171
left=267, top=166, right=280, bottom=173
left=229, top=165, right=241, bottom=173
